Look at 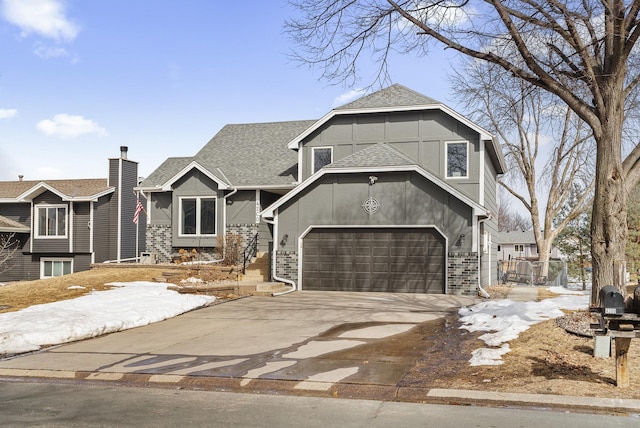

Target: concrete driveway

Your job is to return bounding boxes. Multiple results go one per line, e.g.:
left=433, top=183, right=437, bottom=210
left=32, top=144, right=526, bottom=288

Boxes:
left=0, top=291, right=476, bottom=395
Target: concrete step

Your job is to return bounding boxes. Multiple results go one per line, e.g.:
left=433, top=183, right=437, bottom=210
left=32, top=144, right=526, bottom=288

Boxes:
left=251, top=282, right=292, bottom=296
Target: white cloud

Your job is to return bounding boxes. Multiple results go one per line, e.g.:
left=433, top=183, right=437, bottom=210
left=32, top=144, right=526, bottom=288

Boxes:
left=0, top=108, right=17, bottom=119
left=36, top=114, right=108, bottom=138
left=33, top=41, right=69, bottom=59
left=398, top=1, right=474, bottom=32
left=1, top=0, right=79, bottom=41
left=333, top=88, right=366, bottom=107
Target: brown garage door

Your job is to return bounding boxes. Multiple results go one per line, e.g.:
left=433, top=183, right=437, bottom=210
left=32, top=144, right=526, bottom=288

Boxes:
left=302, top=228, right=445, bottom=293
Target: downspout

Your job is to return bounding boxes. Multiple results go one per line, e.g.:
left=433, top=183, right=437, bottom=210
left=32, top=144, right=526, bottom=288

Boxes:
left=263, top=217, right=296, bottom=296
left=477, top=217, right=491, bottom=299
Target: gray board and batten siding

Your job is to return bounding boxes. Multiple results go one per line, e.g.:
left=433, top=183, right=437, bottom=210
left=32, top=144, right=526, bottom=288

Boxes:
left=300, top=110, right=483, bottom=202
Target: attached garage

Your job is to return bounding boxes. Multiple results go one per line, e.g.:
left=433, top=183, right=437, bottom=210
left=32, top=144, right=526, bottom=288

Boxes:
left=302, top=228, right=445, bottom=293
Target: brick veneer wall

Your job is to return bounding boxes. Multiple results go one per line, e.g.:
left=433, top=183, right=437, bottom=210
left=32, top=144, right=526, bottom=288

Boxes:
left=227, top=224, right=259, bottom=251
left=275, top=250, right=298, bottom=283
left=145, top=224, right=260, bottom=264
left=146, top=224, right=172, bottom=263
left=448, top=252, right=478, bottom=295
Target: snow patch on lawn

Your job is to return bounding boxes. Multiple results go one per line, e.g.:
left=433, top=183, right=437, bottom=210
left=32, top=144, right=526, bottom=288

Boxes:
left=0, top=281, right=214, bottom=356
left=459, top=287, right=589, bottom=366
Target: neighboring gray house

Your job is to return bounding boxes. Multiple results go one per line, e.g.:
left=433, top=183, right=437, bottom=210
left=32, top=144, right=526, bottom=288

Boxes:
left=496, top=230, right=563, bottom=261
left=138, top=85, right=506, bottom=295
left=0, top=147, right=145, bottom=282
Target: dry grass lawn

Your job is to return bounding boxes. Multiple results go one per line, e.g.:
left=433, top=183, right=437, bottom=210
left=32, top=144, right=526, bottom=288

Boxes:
left=0, top=264, right=236, bottom=313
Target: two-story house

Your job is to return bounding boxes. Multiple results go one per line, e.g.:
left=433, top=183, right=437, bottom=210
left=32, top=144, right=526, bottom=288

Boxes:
left=0, top=147, right=145, bottom=282
left=138, top=85, right=506, bottom=295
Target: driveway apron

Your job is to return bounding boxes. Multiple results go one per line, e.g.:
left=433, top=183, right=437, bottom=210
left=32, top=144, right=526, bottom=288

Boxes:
left=0, top=291, right=476, bottom=391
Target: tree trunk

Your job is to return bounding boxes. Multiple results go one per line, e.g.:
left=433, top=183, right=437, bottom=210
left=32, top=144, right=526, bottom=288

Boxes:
left=591, top=93, right=628, bottom=307
left=536, top=238, right=552, bottom=278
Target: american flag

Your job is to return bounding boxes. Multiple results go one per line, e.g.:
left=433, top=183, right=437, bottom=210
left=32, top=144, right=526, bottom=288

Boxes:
left=133, top=200, right=145, bottom=224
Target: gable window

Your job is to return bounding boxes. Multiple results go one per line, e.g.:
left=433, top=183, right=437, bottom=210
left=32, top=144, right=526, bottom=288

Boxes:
left=515, top=244, right=524, bottom=252
left=35, top=205, right=67, bottom=238
left=312, top=147, right=333, bottom=173
left=179, top=197, right=216, bottom=236
left=446, top=141, right=468, bottom=178
left=41, top=258, right=73, bottom=278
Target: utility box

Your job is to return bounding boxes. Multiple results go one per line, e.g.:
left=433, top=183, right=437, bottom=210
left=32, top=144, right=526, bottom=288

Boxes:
left=140, top=252, right=156, bottom=265
left=600, top=285, right=625, bottom=316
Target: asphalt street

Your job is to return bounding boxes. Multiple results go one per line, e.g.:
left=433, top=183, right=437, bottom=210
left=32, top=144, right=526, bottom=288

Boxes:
left=1, top=380, right=639, bottom=428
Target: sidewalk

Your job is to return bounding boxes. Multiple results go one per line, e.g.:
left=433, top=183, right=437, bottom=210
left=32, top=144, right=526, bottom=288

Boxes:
left=507, top=286, right=539, bottom=302
left=2, top=289, right=639, bottom=415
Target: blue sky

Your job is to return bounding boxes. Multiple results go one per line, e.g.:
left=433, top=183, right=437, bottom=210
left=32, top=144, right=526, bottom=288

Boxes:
left=0, top=0, right=459, bottom=182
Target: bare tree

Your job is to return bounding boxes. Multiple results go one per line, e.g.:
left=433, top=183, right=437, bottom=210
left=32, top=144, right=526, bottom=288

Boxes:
left=452, top=60, right=594, bottom=269
left=0, top=233, right=19, bottom=276
left=498, top=194, right=532, bottom=232
left=287, top=0, right=640, bottom=304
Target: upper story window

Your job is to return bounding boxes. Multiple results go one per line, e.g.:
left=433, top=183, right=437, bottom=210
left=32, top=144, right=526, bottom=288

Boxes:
left=514, top=244, right=524, bottom=252
left=446, top=141, right=468, bottom=178
left=312, top=147, right=333, bottom=174
left=179, top=196, right=216, bottom=236
left=35, top=205, right=67, bottom=238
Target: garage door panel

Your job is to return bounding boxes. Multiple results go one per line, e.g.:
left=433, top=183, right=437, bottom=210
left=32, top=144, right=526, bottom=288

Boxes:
left=303, top=228, right=445, bottom=293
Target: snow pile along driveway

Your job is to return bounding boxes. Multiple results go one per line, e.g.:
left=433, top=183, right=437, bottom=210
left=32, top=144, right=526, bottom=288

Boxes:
left=458, top=287, right=589, bottom=366
left=0, top=282, right=215, bottom=357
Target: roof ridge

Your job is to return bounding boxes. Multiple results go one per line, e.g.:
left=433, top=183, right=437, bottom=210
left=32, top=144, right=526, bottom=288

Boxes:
left=335, top=83, right=441, bottom=110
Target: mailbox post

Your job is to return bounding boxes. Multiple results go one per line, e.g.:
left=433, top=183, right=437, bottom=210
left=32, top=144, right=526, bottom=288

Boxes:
left=591, top=285, right=640, bottom=388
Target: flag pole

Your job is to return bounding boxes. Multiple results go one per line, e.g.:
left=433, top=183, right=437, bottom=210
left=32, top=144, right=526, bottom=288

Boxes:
left=135, top=192, right=139, bottom=262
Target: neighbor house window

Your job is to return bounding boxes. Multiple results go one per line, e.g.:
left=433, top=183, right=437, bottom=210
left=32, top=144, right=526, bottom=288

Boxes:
left=312, top=147, right=333, bottom=173
left=35, top=205, right=67, bottom=238
left=446, top=141, right=468, bottom=178
left=41, top=258, right=72, bottom=278
left=515, top=244, right=524, bottom=252
left=179, top=197, right=216, bottom=236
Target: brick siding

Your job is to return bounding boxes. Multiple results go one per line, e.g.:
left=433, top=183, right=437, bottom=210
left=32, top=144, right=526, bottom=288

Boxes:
left=448, top=252, right=478, bottom=296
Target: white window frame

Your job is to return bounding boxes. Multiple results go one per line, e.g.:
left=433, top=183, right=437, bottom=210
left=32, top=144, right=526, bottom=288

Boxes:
left=34, top=204, right=68, bottom=239
left=41, top=258, right=73, bottom=279
left=178, top=196, right=217, bottom=237
left=445, top=141, right=469, bottom=179
left=514, top=244, right=524, bottom=252
left=312, top=146, right=333, bottom=174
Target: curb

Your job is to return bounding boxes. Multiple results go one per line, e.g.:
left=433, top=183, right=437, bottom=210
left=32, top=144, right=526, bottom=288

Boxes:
left=2, top=369, right=640, bottom=415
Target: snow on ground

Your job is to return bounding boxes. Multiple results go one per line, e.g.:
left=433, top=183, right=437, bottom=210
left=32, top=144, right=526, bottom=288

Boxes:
left=1, top=280, right=590, bottom=365
left=459, top=286, right=590, bottom=366
left=0, top=282, right=214, bottom=357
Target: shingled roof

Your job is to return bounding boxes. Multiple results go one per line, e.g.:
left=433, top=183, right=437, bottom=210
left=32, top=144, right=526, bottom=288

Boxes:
left=0, top=179, right=112, bottom=200
left=140, top=120, right=316, bottom=189
left=326, top=143, right=418, bottom=169
left=0, top=214, right=29, bottom=232
left=335, top=84, right=440, bottom=110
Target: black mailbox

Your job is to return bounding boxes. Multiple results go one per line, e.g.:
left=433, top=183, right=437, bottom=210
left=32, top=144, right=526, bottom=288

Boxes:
left=600, top=285, right=625, bottom=315
left=634, top=285, right=640, bottom=316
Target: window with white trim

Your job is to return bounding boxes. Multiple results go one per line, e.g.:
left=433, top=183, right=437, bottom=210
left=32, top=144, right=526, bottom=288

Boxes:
left=514, top=244, right=524, bottom=252
left=312, top=147, right=333, bottom=173
left=35, top=205, right=67, bottom=238
left=41, top=258, right=73, bottom=278
left=179, top=197, right=216, bottom=236
left=446, top=141, right=468, bottom=178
